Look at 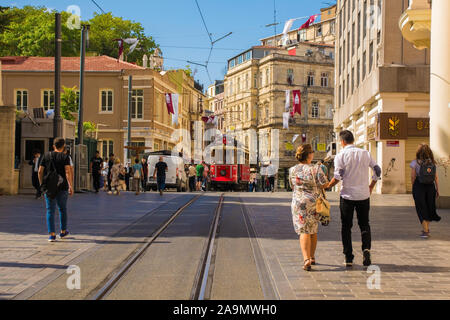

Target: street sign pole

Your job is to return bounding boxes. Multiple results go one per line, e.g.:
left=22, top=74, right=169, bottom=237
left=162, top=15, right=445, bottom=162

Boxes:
left=128, top=75, right=132, bottom=161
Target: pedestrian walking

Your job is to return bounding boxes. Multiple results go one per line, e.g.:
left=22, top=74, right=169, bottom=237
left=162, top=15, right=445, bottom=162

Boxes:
left=267, top=161, right=276, bottom=192
left=188, top=162, right=197, bottom=192
left=102, top=158, right=108, bottom=191
left=38, top=138, right=73, bottom=242
left=326, top=130, right=381, bottom=267
left=107, top=153, right=115, bottom=192
left=90, top=151, right=103, bottom=193
left=125, top=162, right=131, bottom=191
left=153, top=156, right=168, bottom=196
left=196, top=162, right=205, bottom=191
left=289, top=144, right=329, bottom=271
left=132, top=158, right=143, bottom=195
left=249, top=170, right=257, bottom=192
left=29, top=150, right=42, bottom=199
left=202, top=163, right=209, bottom=191
left=260, top=165, right=268, bottom=192
left=410, top=144, right=441, bottom=238
left=141, top=158, right=148, bottom=192
left=110, top=158, right=125, bottom=195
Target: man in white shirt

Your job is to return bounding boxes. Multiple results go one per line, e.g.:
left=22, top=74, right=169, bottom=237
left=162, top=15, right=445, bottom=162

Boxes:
left=326, top=130, right=381, bottom=267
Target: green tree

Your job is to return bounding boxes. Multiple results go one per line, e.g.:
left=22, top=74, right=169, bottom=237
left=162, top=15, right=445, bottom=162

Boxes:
left=61, top=86, right=79, bottom=121
left=0, top=6, right=79, bottom=56
left=87, top=12, right=157, bottom=64
left=0, top=6, right=157, bottom=63
left=83, top=121, right=97, bottom=138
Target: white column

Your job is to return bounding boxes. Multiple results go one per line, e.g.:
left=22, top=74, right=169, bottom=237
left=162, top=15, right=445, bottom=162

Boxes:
left=430, top=0, right=450, bottom=208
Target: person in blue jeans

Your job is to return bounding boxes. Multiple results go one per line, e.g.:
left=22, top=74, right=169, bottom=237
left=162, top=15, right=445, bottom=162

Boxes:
left=153, top=156, right=168, bottom=196
left=38, top=138, right=74, bottom=242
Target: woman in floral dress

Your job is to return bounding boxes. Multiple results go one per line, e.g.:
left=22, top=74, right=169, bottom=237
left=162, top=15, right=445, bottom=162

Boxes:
left=110, top=158, right=125, bottom=195
left=289, top=144, right=329, bottom=271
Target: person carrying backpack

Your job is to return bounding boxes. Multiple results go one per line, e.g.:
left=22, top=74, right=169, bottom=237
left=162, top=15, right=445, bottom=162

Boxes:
left=38, top=138, right=73, bottom=242
left=410, top=144, right=441, bottom=239
left=132, top=158, right=143, bottom=195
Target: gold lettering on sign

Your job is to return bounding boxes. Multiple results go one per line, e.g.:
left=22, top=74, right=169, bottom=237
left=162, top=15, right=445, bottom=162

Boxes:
left=417, top=120, right=424, bottom=131
left=388, top=116, right=400, bottom=137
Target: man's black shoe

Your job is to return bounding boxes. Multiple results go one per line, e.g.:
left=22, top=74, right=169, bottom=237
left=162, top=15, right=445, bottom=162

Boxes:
left=344, top=255, right=354, bottom=267
left=363, top=249, right=371, bottom=266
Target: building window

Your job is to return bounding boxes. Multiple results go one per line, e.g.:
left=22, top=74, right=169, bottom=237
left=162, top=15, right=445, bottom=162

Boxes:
left=311, top=102, right=319, bottom=118
left=346, top=74, right=350, bottom=96
left=369, top=41, right=374, bottom=71
left=352, top=22, right=355, bottom=56
left=357, top=12, right=361, bottom=48
left=338, top=85, right=341, bottom=107
left=237, top=77, right=241, bottom=92
left=351, top=67, right=355, bottom=93
left=42, top=89, right=55, bottom=111
left=347, top=31, right=350, bottom=63
left=307, top=71, right=315, bottom=86
left=339, top=47, right=342, bottom=75
left=363, top=0, right=367, bottom=38
left=343, top=40, right=346, bottom=70
left=362, top=50, right=367, bottom=80
left=100, top=89, right=113, bottom=112
left=266, top=68, right=270, bottom=86
left=298, top=28, right=307, bottom=42
left=287, top=68, right=294, bottom=85
left=100, top=140, right=114, bottom=159
left=254, top=74, right=258, bottom=88
left=321, top=73, right=329, bottom=87
left=316, top=24, right=322, bottom=37
left=357, top=59, right=360, bottom=85
left=342, top=80, right=346, bottom=102
left=15, top=89, right=28, bottom=112
left=245, top=73, right=249, bottom=90
left=370, top=0, right=375, bottom=28
left=330, top=21, right=335, bottom=34
left=132, top=89, right=144, bottom=119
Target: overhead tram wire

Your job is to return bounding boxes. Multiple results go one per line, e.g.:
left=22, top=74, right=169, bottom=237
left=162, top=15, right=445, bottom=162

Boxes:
left=90, top=0, right=106, bottom=14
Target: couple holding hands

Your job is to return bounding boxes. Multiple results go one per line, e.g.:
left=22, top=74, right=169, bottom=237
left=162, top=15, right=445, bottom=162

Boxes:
left=289, top=130, right=381, bottom=271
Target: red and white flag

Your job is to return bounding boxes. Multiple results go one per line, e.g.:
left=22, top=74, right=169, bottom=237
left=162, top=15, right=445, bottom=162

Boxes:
left=165, top=93, right=174, bottom=114
left=299, top=14, right=319, bottom=30
left=292, top=90, right=301, bottom=116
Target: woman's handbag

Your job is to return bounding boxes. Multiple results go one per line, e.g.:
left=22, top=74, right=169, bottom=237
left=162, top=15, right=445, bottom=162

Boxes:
left=314, top=166, right=331, bottom=226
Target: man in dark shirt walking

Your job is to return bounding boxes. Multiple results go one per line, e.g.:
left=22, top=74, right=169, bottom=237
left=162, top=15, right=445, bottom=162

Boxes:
left=153, top=156, right=168, bottom=196
left=38, top=138, right=73, bottom=242
left=107, top=153, right=115, bottom=192
left=141, top=158, right=148, bottom=192
left=90, top=151, right=103, bottom=193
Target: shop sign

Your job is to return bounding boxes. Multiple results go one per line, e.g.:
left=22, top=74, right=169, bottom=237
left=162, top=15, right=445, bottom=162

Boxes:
left=408, top=118, right=430, bottom=137
left=317, top=143, right=326, bottom=152
left=378, top=113, right=408, bottom=140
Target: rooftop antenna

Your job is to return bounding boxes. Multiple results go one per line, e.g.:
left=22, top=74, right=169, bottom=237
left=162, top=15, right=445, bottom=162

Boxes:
left=273, top=0, right=277, bottom=41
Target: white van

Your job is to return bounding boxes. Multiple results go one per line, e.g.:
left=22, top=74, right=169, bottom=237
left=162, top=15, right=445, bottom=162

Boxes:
left=146, top=154, right=187, bottom=192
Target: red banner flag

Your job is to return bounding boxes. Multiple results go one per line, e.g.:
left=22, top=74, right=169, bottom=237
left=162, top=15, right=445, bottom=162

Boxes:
left=292, top=90, right=301, bottom=115
left=165, top=93, right=174, bottom=114
left=299, top=14, right=319, bottom=30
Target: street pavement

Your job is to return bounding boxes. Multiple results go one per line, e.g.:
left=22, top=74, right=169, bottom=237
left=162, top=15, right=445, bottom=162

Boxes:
left=241, top=192, right=450, bottom=300
left=0, top=190, right=449, bottom=300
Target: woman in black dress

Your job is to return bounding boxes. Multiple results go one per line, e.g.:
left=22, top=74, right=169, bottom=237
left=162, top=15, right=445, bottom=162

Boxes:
left=410, top=144, right=441, bottom=238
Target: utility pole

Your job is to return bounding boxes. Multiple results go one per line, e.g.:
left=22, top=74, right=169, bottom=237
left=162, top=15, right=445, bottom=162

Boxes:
left=77, top=24, right=88, bottom=145
left=54, top=13, right=62, bottom=139
left=127, top=75, right=133, bottom=161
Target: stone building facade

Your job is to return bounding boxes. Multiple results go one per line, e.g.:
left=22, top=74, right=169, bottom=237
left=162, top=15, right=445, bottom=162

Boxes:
left=260, top=5, right=336, bottom=47
left=334, top=0, right=431, bottom=195
left=0, top=60, right=18, bottom=195
left=1, top=56, right=206, bottom=181
left=223, top=44, right=335, bottom=190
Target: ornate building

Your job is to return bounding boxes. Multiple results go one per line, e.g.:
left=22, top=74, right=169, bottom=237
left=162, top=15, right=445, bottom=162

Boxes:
left=223, top=43, right=335, bottom=190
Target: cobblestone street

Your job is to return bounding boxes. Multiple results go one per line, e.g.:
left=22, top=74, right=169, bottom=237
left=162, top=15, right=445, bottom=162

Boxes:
left=0, top=191, right=449, bottom=300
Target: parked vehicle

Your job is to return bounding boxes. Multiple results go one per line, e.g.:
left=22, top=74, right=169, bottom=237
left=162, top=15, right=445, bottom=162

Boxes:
left=146, top=151, right=187, bottom=192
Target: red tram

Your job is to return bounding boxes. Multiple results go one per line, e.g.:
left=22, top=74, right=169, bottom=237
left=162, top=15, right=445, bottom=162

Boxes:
left=209, top=135, right=250, bottom=191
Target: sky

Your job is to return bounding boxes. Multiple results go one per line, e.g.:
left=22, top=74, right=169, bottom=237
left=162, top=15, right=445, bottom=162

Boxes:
left=7, top=0, right=333, bottom=90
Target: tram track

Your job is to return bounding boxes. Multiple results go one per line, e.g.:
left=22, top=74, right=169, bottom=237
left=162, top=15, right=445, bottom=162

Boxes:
left=88, top=192, right=276, bottom=300
left=89, top=194, right=203, bottom=300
